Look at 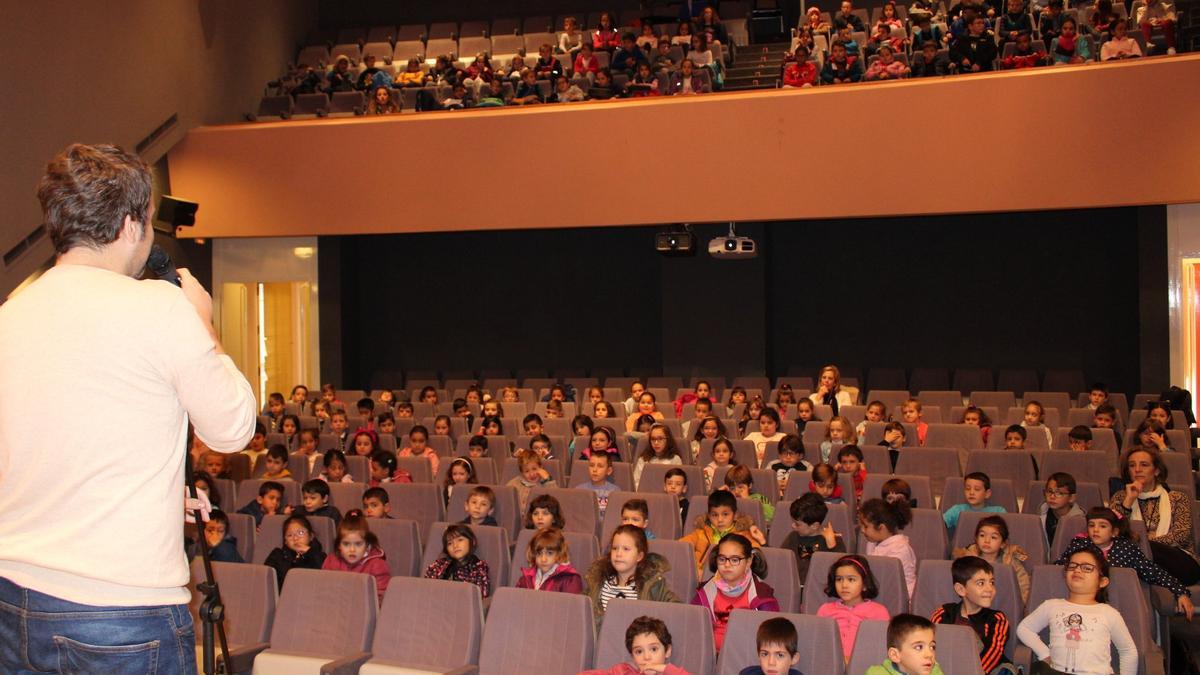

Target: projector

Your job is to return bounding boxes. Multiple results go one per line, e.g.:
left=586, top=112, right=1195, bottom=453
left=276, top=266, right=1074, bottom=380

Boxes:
left=708, top=231, right=757, bottom=259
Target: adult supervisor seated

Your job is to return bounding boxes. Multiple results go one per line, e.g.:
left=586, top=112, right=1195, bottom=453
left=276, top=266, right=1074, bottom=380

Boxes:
left=0, top=143, right=257, bottom=674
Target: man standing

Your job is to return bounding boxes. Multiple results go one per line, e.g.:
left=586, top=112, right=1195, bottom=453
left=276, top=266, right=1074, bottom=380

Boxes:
left=0, top=144, right=257, bottom=673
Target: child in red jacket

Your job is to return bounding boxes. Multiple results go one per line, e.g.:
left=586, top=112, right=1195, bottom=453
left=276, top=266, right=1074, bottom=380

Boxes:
left=515, top=527, right=584, bottom=593
left=320, top=512, right=390, bottom=603
left=783, top=44, right=819, bottom=87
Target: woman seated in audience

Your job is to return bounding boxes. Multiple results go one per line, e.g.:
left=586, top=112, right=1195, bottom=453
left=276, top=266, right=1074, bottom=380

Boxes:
left=559, top=16, right=585, bottom=55
left=1049, top=17, right=1091, bottom=63
left=1107, top=447, right=1200, bottom=585
left=626, top=391, right=666, bottom=432
left=865, top=44, right=911, bottom=79
left=395, top=58, right=428, bottom=87
left=696, top=7, right=729, bottom=47
left=810, top=365, right=854, bottom=415
left=366, top=86, right=399, bottom=115
left=593, top=11, right=622, bottom=52
left=805, top=6, right=833, bottom=34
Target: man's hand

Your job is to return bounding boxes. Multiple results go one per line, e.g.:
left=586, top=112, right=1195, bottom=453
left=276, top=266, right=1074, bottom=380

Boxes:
left=177, top=268, right=224, bottom=354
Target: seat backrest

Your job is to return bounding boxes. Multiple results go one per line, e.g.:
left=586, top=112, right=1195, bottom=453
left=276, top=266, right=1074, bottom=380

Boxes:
left=236, top=478, right=300, bottom=511
left=595, top=599, right=715, bottom=675
left=602, top=491, right=683, bottom=542
left=270, top=568, right=376, bottom=654
left=1037, top=450, right=1115, bottom=492
left=479, top=587, right=595, bottom=674
left=802, top=551, right=908, bottom=616
left=863, top=474, right=934, bottom=510
left=963, top=451, right=1037, bottom=497
left=1049, top=515, right=1152, bottom=561
left=970, top=391, right=1016, bottom=412
left=226, top=512, right=256, bottom=563
left=1022, top=392, right=1072, bottom=418
left=922, top=424, right=981, bottom=451
left=189, top=559, right=276, bottom=648
left=573, top=459, right=635, bottom=490
left=768, top=500, right=854, bottom=553
left=370, top=576, right=483, bottom=667
left=647, top=538, right=699, bottom=602
left=381, top=482, right=445, bottom=541
left=760, top=546, right=802, bottom=612
left=509, top=529, right=600, bottom=585
left=940, top=477, right=1018, bottom=514
left=326, top=481, right=365, bottom=515
left=952, top=512, right=1046, bottom=567
left=528, top=486, right=599, bottom=536
left=421, top=521, right=510, bottom=593
left=637, top=463, right=705, bottom=501
left=371, top=517, right=422, bottom=577
left=1022, top=479, right=1106, bottom=516
left=846, top=621, right=985, bottom=675
left=855, top=507, right=947, bottom=563
left=715, top=610, right=845, bottom=675
left=911, top=559, right=1024, bottom=660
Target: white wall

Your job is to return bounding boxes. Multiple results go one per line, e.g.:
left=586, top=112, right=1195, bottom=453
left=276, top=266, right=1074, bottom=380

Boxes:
left=0, top=0, right=316, bottom=296
left=1167, top=204, right=1200, bottom=394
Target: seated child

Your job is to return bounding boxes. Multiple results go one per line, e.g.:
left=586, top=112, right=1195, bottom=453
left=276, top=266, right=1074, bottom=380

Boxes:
left=864, top=44, right=910, bottom=79
left=237, top=480, right=284, bottom=527
left=530, top=434, right=555, bottom=460
left=192, top=510, right=243, bottom=563
left=1004, top=424, right=1026, bottom=449
left=943, top=471, right=1007, bottom=534
left=507, top=449, right=556, bottom=512
left=369, top=450, right=412, bottom=488
left=737, top=617, right=804, bottom=675
left=320, top=513, right=390, bottom=603
left=292, top=479, right=343, bottom=526
left=817, top=553, right=892, bottom=662
left=865, top=614, right=945, bottom=675
left=836, top=445, right=866, bottom=500
left=782, top=44, right=819, bottom=87
left=442, top=456, right=477, bottom=506
left=725, top=465, right=776, bottom=524
left=526, top=493, right=566, bottom=531
left=809, top=463, right=845, bottom=504
left=398, top=425, right=439, bottom=475
left=263, top=514, right=326, bottom=589
left=1057, top=507, right=1194, bottom=618
left=911, top=39, right=949, bottom=76
left=960, top=406, right=992, bottom=446
left=680, top=490, right=767, bottom=575
left=1049, top=17, right=1090, bottom=63
left=1001, top=31, right=1046, bottom=68
left=770, top=434, right=812, bottom=499
left=1067, top=425, right=1092, bottom=452
left=201, top=450, right=231, bottom=480
left=573, top=451, right=620, bottom=518
left=523, top=413, right=544, bottom=436
left=879, top=421, right=906, bottom=472
left=1017, top=546, right=1137, bottom=674
left=664, top=468, right=691, bottom=523
left=317, top=448, right=352, bottom=483
left=900, top=399, right=928, bottom=447
left=743, top=407, right=786, bottom=468
left=1020, top=401, right=1055, bottom=448
left=781, top=493, right=847, bottom=586
left=515, top=527, right=584, bottom=593
left=467, top=435, right=489, bottom=459
left=1040, top=472, right=1083, bottom=544
left=705, top=437, right=739, bottom=493
left=462, top=485, right=499, bottom=526
left=860, top=498, right=917, bottom=600
left=693, top=533, right=780, bottom=652
left=292, top=428, right=322, bottom=477
left=820, top=415, right=854, bottom=463
left=621, top=498, right=656, bottom=540
left=856, top=400, right=887, bottom=445
left=585, top=525, right=678, bottom=630
left=882, top=477, right=917, bottom=508
left=1092, top=404, right=1120, bottom=451
left=260, top=444, right=293, bottom=481
left=581, top=615, right=689, bottom=675
left=930, top=556, right=1012, bottom=674
left=423, top=523, right=491, bottom=597
left=361, top=486, right=392, bottom=518
left=583, top=426, right=623, bottom=462
left=954, top=515, right=1031, bottom=605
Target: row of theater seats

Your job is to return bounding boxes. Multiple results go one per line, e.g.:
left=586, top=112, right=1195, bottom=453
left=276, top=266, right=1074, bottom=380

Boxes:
left=194, top=551, right=1165, bottom=674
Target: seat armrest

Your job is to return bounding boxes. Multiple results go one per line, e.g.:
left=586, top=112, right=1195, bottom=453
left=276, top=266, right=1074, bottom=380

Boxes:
left=320, top=651, right=373, bottom=675
left=225, top=642, right=270, bottom=674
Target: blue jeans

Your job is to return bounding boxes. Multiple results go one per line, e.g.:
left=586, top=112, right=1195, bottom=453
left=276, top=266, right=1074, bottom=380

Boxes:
left=0, top=576, right=196, bottom=674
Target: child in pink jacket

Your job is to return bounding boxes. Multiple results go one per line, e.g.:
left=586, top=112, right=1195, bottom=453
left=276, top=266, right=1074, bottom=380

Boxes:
left=816, top=554, right=892, bottom=662
left=320, top=513, right=390, bottom=603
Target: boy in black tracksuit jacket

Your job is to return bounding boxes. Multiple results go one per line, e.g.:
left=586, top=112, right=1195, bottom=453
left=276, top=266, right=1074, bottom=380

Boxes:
left=931, top=602, right=1010, bottom=673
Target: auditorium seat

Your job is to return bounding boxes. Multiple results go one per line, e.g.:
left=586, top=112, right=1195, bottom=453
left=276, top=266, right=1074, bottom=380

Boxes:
left=1053, top=424, right=1118, bottom=454
left=528, top=486, right=600, bottom=536
left=479, top=588, right=595, bottom=674
left=604, top=492, right=684, bottom=541
left=846, top=620, right=985, bottom=675
left=769, top=499, right=855, bottom=553
left=711, top=466, right=777, bottom=503
left=224, top=512, right=257, bottom=563
left=1021, top=392, right=1072, bottom=419
left=1042, top=369, right=1087, bottom=396
left=347, top=455, right=369, bottom=483
left=1015, top=566, right=1163, bottom=675
left=421, top=522, right=510, bottom=594
left=862, top=474, right=934, bottom=510
left=970, top=391, right=1016, bottom=413
left=912, top=559, right=1024, bottom=661
left=371, top=517, right=422, bottom=577
left=436, top=455, right=498, bottom=485
left=866, top=389, right=911, bottom=413
left=595, top=599, right=715, bottom=675
left=716, top=611, right=845, bottom=675
left=803, top=551, right=908, bottom=616
left=760, top=546, right=802, bottom=612
left=236, top=479, right=300, bottom=511
left=292, top=92, right=330, bottom=117
left=780, top=470, right=814, bottom=501
left=359, top=577, right=482, bottom=674
left=253, top=515, right=335, bottom=565
left=499, top=456, right=564, bottom=487
left=381, top=483, right=445, bottom=541
left=326, top=481, right=365, bottom=515
left=1049, top=515, right=1152, bottom=562
left=855, top=508, right=948, bottom=563
left=952, top=512, right=1046, bottom=568
left=996, top=369, right=1039, bottom=397
left=637, top=463, right=705, bottom=500
left=940, top=476, right=1018, bottom=514
left=1022, top=480, right=1106, bottom=516
left=1037, top=450, right=1114, bottom=491
left=445, top=483, right=520, bottom=539
left=685, top=494, right=764, bottom=534
left=509, top=529, right=600, bottom=586
left=251, top=569, right=376, bottom=674
left=697, top=438, right=757, bottom=468
left=189, top=559, right=276, bottom=674
left=963, top=451, right=1037, bottom=496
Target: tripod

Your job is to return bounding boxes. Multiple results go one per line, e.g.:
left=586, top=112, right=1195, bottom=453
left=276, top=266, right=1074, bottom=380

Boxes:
left=187, top=461, right=232, bottom=675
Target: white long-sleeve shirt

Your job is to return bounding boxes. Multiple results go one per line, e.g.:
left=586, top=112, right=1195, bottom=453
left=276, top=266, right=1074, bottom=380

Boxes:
left=0, top=264, right=256, bottom=606
left=1016, top=599, right=1138, bottom=675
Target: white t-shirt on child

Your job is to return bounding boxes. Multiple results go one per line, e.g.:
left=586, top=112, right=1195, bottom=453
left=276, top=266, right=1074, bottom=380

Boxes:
left=1017, top=598, right=1137, bottom=675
